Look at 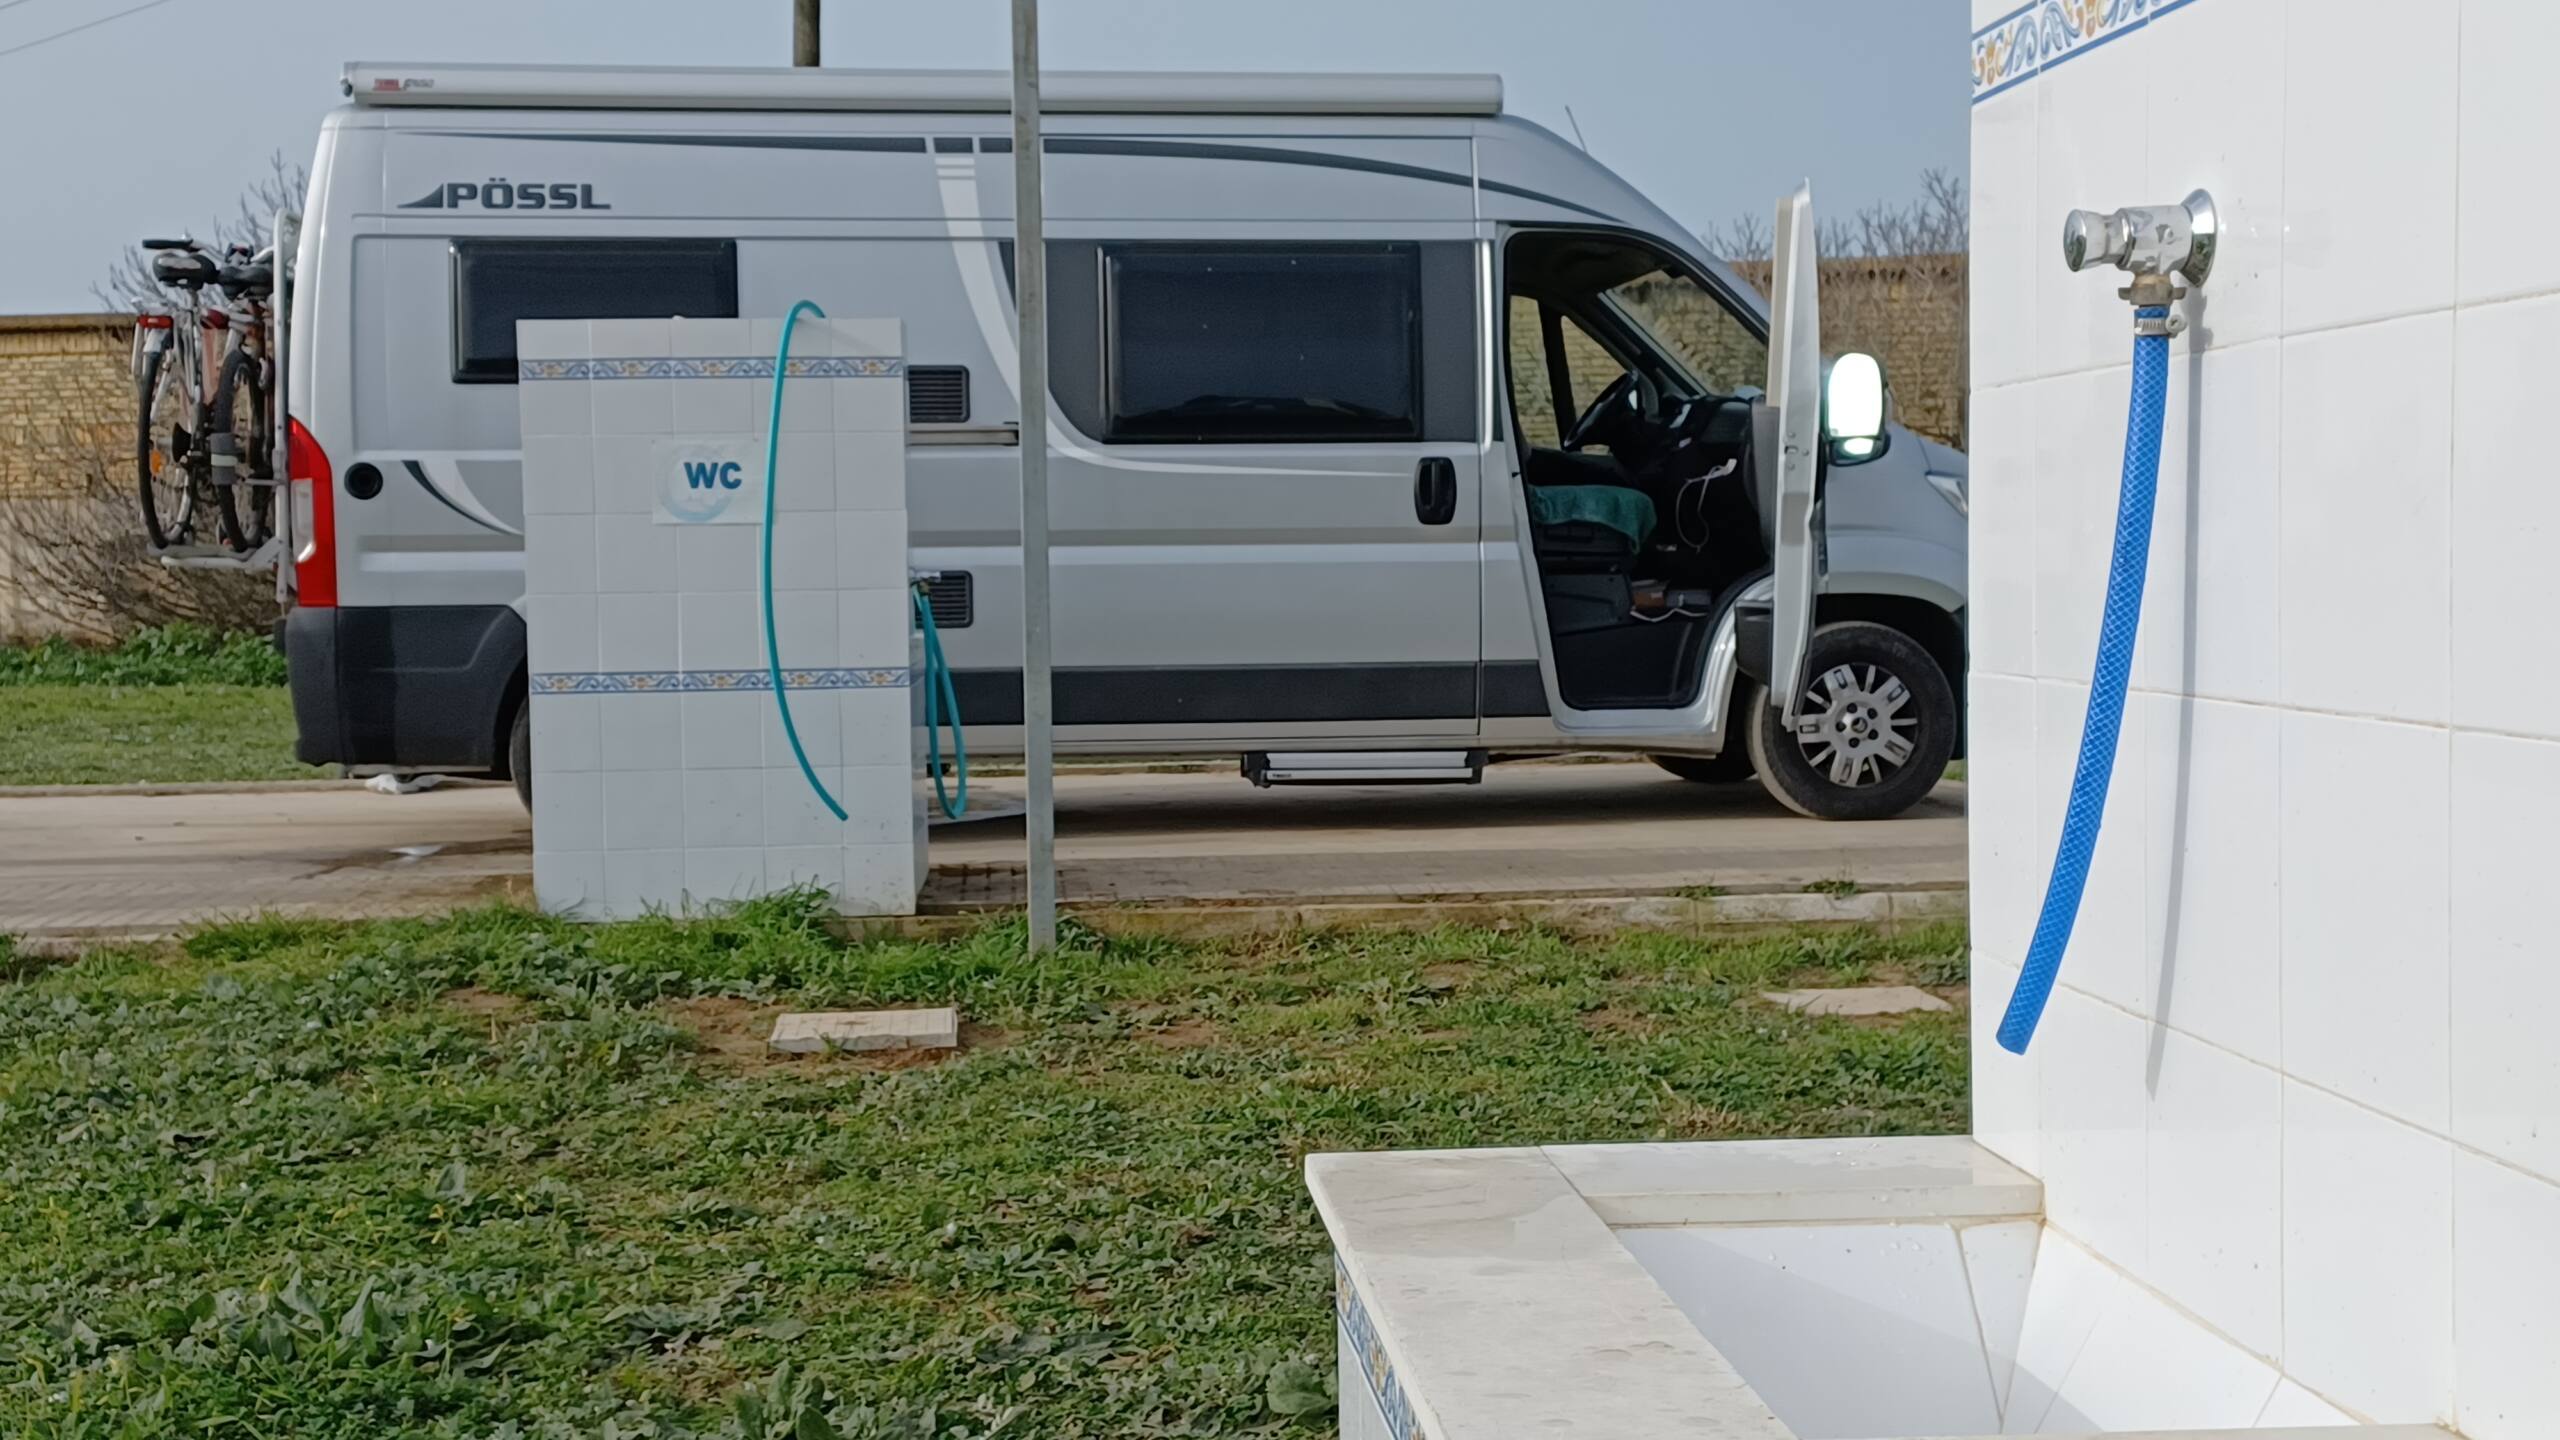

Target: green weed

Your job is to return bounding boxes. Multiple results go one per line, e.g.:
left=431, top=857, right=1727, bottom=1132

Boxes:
left=0, top=624, right=286, bottom=688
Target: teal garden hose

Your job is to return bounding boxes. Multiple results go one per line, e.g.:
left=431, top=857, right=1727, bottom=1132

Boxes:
left=759, top=300, right=969, bottom=824
left=760, top=301, right=845, bottom=821
left=914, top=585, right=968, bottom=819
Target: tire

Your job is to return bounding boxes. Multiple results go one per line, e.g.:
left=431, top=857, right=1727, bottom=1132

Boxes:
left=210, top=349, right=272, bottom=552
left=506, top=701, right=532, bottom=813
left=1651, top=750, right=1754, bottom=784
left=1745, top=621, right=1957, bottom=821
left=134, top=345, right=194, bottom=550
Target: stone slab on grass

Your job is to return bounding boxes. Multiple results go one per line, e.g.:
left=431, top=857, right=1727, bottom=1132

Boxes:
left=768, top=1007, right=960, bottom=1055
left=1760, top=985, right=1953, bottom=1018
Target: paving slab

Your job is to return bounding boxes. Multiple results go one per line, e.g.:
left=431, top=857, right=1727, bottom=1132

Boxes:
left=0, top=762, right=1964, bottom=942
left=1761, top=985, right=1955, bottom=1017
left=768, top=1007, right=959, bottom=1054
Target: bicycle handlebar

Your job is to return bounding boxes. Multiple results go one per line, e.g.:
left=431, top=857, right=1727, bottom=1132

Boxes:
left=140, top=237, right=199, bottom=252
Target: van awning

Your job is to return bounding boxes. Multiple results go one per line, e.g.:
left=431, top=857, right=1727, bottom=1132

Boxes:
left=343, top=63, right=1504, bottom=117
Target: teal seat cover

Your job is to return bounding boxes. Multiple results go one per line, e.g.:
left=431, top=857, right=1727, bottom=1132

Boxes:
left=1528, top=484, right=1656, bottom=547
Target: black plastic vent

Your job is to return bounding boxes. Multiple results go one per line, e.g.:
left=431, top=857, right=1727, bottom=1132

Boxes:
left=907, top=366, right=971, bottom=424
left=922, top=571, right=973, bottom=629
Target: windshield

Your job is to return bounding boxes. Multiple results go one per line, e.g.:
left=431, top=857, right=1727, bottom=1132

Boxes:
left=1598, top=266, right=1768, bottom=400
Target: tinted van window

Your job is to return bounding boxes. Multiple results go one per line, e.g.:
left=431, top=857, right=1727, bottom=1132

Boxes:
left=450, top=239, right=739, bottom=383
left=1102, top=245, right=1420, bottom=443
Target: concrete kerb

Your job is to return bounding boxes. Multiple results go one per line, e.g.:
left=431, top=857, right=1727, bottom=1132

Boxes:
left=843, top=886, right=1968, bottom=942
left=0, top=778, right=508, bottom=799
left=9, top=887, right=1967, bottom=954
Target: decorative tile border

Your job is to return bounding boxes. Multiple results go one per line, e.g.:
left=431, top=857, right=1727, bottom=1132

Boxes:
left=531, top=667, right=909, bottom=695
left=1973, top=0, right=2207, bottom=104
left=1336, top=1254, right=1422, bottom=1440
left=518, top=355, right=905, bottom=382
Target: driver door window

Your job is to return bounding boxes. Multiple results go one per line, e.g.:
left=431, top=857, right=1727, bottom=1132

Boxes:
left=1600, top=274, right=1765, bottom=398
left=1505, top=297, right=1623, bottom=451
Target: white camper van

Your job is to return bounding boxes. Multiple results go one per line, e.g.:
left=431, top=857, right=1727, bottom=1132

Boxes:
left=280, top=63, right=1968, bottom=821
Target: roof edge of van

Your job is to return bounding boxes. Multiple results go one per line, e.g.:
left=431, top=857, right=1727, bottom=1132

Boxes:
left=342, top=62, right=1505, bottom=117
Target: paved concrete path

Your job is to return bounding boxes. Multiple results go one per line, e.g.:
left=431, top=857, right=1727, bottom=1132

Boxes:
left=0, top=763, right=1964, bottom=941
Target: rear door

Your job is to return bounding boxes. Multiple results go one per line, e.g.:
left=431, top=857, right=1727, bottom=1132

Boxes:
left=1758, top=183, right=1824, bottom=724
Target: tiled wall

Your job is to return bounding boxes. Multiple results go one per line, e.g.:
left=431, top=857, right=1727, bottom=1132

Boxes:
left=1969, top=1, right=2560, bottom=1434
left=520, top=316, right=926, bottom=921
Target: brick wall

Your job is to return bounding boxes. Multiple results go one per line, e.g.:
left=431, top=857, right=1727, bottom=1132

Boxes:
left=0, top=314, right=129, bottom=499
left=0, top=317, right=129, bottom=636
left=0, top=313, right=277, bottom=641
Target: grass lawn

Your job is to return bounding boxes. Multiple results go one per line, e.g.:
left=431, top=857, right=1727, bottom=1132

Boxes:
left=0, top=683, right=325, bottom=786
left=0, top=902, right=1969, bottom=1438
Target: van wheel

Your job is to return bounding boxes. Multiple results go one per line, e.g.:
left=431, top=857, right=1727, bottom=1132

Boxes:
left=1745, top=622, right=1956, bottom=821
left=506, top=702, right=531, bottom=812
left=1651, top=751, right=1754, bottom=784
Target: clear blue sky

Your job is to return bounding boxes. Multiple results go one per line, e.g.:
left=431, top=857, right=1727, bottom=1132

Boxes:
left=0, top=0, right=1968, bottom=314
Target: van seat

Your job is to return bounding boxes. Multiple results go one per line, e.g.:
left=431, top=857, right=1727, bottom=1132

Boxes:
left=1528, top=483, right=1655, bottom=552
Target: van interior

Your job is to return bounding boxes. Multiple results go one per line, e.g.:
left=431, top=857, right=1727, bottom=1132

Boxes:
left=1503, top=232, right=1774, bottom=713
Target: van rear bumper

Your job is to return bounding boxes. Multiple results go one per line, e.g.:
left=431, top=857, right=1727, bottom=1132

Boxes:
left=286, top=604, right=525, bottom=772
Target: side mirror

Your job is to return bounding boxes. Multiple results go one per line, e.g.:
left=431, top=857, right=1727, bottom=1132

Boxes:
left=1823, top=351, right=1890, bottom=464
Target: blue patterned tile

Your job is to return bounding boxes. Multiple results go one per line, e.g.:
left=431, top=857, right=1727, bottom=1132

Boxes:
left=518, top=355, right=905, bottom=382
left=1975, top=0, right=2194, bottom=103
left=531, top=667, right=909, bottom=695
left=1336, top=1254, right=1423, bottom=1439
left=1973, top=3, right=2045, bottom=102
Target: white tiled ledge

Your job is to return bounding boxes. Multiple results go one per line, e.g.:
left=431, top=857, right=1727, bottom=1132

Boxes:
left=1545, top=1135, right=2040, bottom=1227
left=1307, top=1136, right=2033, bottom=1440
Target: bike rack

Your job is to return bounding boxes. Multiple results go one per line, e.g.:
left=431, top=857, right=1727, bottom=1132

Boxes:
left=153, top=534, right=284, bottom=572
left=146, top=208, right=299, bottom=584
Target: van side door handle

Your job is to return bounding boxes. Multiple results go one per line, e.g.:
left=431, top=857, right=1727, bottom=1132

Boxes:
left=1414, top=456, right=1457, bottom=525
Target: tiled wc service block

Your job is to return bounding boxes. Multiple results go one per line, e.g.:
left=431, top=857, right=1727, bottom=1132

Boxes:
left=519, top=317, right=926, bottom=920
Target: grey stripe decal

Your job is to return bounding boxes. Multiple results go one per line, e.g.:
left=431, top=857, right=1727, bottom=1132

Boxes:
left=402, top=460, right=509, bottom=534
left=411, top=129, right=1619, bottom=222
left=1043, top=135, right=1617, bottom=221
left=1480, top=177, right=1618, bottom=221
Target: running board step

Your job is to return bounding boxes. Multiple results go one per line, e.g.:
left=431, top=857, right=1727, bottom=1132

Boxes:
left=1243, top=749, right=1485, bottom=787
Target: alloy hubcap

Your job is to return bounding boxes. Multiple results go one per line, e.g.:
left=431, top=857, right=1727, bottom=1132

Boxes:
left=1789, top=663, right=1917, bottom=788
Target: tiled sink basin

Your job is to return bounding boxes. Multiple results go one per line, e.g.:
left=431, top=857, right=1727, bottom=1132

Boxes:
left=1308, top=1137, right=2455, bottom=1439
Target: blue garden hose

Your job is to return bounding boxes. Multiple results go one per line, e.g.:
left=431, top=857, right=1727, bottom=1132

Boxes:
left=762, top=301, right=846, bottom=821
left=913, top=585, right=968, bottom=818
left=1996, top=305, right=2170, bottom=1054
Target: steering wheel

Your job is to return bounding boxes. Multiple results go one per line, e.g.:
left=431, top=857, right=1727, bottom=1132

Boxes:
left=1560, top=369, right=1660, bottom=453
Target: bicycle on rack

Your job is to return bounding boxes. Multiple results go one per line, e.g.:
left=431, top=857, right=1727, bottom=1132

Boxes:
left=132, top=237, right=278, bottom=554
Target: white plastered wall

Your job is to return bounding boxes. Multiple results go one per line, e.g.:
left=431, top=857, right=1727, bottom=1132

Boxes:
left=1968, top=2, right=2560, bottom=1435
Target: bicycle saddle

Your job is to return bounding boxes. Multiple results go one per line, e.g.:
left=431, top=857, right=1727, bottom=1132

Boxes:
left=217, top=259, right=273, bottom=297
left=150, top=250, right=219, bottom=290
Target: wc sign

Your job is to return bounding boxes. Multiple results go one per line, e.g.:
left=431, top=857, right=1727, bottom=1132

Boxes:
left=653, top=439, right=764, bottom=525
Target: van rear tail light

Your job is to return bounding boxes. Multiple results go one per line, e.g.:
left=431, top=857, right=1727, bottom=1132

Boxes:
left=287, top=417, right=336, bottom=607
left=134, top=313, right=174, bottom=330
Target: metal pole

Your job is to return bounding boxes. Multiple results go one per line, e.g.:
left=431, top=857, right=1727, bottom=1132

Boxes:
left=793, top=0, right=819, bottom=66
left=1010, top=0, right=1058, bottom=953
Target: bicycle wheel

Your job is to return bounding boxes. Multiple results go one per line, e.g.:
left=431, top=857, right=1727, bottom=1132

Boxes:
left=134, top=341, right=196, bottom=550
left=210, top=346, right=273, bottom=551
